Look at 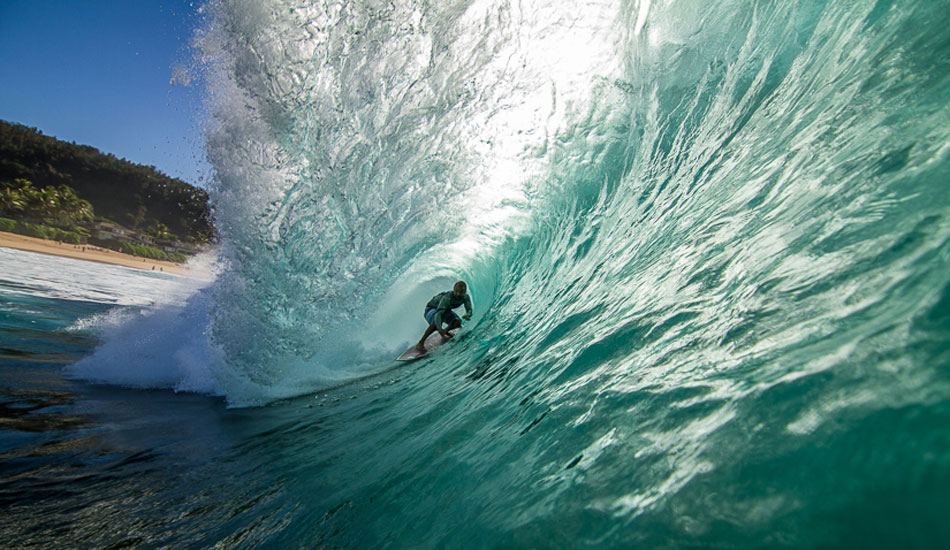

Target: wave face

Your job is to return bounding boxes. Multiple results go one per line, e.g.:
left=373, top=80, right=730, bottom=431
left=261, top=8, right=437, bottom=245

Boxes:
left=200, top=0, right=950, bottom=397
left=68, top=0, right=949, bottom=545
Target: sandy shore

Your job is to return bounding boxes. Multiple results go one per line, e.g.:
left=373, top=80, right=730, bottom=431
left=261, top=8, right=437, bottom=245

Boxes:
left=0, top=231, right=196, bottom=276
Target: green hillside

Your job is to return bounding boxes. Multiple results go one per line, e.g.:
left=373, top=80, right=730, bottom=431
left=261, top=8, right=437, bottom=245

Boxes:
left=0, top=120, right=213, bottom=244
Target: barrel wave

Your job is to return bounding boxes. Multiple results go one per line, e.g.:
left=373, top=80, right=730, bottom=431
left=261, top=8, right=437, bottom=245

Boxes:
left=70, top=0, right=950, bottom=546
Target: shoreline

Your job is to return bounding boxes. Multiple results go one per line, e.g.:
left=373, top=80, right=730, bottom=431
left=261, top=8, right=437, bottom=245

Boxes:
left=0, top=230, right=197, bottom=276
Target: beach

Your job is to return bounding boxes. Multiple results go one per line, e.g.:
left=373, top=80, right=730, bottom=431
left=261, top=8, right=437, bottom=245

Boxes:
left=0, top=230, right=195, bottom=276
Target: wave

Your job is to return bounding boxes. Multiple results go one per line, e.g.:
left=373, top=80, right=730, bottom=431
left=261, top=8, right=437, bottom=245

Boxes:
left=69, top=0, right=949, bottom=416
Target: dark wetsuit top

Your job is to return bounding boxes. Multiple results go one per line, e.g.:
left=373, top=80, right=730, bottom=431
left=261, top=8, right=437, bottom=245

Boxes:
left=426, top=291, right=473, bottom=328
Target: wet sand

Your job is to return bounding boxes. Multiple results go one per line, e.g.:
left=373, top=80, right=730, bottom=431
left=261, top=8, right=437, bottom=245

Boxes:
left=0, top=231, right=195, bottom=276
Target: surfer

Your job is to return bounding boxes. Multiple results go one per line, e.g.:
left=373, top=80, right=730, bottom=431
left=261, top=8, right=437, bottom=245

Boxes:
left=415, top=281, right=473, bottom=352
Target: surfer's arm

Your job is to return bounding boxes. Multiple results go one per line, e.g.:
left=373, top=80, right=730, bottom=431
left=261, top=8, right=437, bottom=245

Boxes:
left=463, top=295, right=473, bottom=320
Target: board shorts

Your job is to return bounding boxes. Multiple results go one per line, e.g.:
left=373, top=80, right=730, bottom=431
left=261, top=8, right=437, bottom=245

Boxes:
left=425, top=307, right=460, bottom=328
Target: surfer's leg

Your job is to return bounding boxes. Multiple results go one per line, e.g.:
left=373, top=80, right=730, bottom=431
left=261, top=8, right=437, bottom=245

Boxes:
left=444, top=310, right=461, bottom=331
left=416, top=308, right=439, bottom=350
left=416, top=324, right=437, bottom=351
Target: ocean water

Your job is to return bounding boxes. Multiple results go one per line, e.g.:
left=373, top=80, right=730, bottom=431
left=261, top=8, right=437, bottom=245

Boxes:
left=3, top=0, right=950, bottom=547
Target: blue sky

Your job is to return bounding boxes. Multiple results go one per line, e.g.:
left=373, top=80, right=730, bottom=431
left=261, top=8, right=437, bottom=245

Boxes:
left=0, top=0, right=210, bottom=187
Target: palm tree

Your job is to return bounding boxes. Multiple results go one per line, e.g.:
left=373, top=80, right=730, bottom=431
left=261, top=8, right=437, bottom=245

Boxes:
left=0, top=179, right=36, bottom=217
left=0, top=187, right=27, bottom=215
left=74, top=198, right=94, bottom=223
left=53, top=185, right=94, bottom=226
left=31, top=186, right=60, bottom=223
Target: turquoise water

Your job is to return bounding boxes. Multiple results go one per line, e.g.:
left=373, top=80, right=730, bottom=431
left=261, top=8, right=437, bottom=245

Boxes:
left=4, top=0, right=950, bottom=547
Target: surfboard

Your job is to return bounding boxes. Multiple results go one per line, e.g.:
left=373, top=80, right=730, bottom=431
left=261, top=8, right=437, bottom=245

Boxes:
left=396, top=328, right=459, bottom=361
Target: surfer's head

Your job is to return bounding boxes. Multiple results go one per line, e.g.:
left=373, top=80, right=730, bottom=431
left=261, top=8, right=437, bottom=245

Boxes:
left=453, top=280, right=467, bottom=298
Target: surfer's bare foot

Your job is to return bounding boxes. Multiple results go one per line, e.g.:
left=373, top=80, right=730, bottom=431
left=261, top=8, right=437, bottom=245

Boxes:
left=415, top=344, right=426, bottom=352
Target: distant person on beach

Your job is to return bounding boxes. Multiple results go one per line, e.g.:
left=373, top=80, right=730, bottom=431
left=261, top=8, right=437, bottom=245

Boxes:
left=415, top=281, right=473, bottom=352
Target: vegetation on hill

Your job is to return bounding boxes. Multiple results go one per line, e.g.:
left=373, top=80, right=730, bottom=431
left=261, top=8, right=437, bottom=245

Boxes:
left=0, top=120, right=213, bottom=244
left=0, top=178, right=93, bottom=230
left=0, top=217, right=86, bottom=245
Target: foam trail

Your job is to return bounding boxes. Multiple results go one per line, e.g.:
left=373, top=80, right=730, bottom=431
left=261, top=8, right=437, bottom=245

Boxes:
left=69, top=288, right=222, bottom=393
